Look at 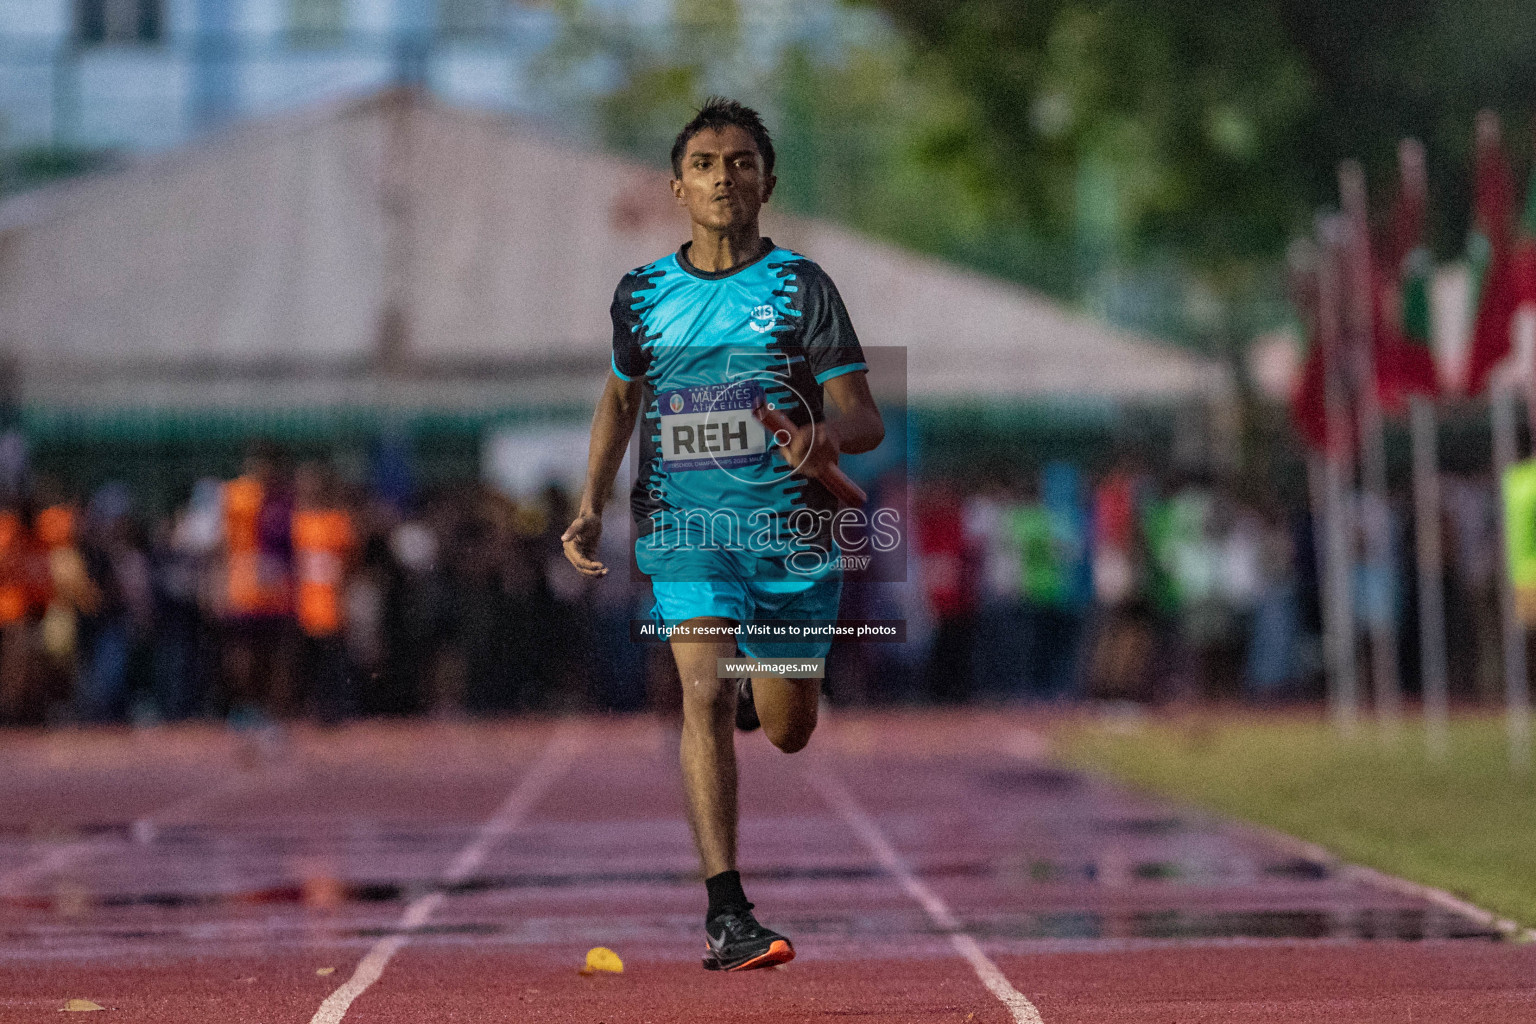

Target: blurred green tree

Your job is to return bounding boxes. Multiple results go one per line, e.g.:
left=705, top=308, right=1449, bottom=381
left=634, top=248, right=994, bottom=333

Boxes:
left=536, top=0, right=1085, bottom=298
left=537, top=0, right=1536, bottom=348
left=866, top=0, right=1314, bottom=274
left=876, top=0, right=1536, bottom=262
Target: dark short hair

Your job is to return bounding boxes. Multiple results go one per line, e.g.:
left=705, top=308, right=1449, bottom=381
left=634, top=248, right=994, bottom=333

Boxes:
left=670, top=97, right=775, bottom=178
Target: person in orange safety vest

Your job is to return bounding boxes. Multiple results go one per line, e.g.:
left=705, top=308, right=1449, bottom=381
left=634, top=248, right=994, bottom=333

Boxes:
left=292, top=462, right=356, bottom=723
left=220, top=446, right=296, bottom=723
left=0, top=508, right=32, bottom=721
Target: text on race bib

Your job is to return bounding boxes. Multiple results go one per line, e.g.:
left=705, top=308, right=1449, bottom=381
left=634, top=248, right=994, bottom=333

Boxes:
left=658, top=381, right=770, bottom=472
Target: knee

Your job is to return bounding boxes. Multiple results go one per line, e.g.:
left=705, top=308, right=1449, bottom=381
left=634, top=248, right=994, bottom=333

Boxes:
left=680, top=676, right=732, bottom=721
left=764, top=712, right=816, bottom=754
left=767, top=728, right=812, bottom=754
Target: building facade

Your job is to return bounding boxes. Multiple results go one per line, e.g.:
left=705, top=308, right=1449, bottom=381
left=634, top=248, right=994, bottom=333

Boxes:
left=0, top=0, right=561, bottom=151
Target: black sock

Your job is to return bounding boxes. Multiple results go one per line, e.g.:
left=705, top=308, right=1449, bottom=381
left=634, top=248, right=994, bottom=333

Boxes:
left=705, top=869, right=750, bottom=924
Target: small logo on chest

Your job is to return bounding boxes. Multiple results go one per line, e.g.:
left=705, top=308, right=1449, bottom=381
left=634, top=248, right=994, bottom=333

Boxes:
left=748, top=304, right=780, bottom=333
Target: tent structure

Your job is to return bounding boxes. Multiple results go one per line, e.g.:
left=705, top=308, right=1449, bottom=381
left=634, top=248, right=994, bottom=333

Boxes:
left=0, top=88, right=1227, bottom=423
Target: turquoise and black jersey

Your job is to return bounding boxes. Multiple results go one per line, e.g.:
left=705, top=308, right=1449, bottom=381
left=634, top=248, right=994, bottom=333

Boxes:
left=611, top=239, right=866, bottom=556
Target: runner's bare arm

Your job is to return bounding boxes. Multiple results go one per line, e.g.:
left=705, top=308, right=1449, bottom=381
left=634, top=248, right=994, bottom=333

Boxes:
left=563, top=371, right=642, bottom=577
left=822, top=370, right=883, bottom=454
left=776, top=370, right=884, bottom=482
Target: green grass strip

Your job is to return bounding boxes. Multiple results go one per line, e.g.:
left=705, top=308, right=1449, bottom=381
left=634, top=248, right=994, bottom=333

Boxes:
left=1056, top=712, right=1536, bottom=929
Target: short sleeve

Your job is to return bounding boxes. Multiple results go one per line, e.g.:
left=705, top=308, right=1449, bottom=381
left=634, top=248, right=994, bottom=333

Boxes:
left=799, top=265, right=867, bottom=385
left=610, top=273, right=651, bottom=382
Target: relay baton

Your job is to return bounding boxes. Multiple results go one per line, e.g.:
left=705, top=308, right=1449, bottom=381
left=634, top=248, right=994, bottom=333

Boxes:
left=752, top=400, right=868, bottom=507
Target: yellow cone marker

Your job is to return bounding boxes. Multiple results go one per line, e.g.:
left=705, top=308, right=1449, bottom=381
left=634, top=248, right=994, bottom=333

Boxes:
left=61, top=999, right=104, bottom=1012
left=579, top=947, right=624, bottom=975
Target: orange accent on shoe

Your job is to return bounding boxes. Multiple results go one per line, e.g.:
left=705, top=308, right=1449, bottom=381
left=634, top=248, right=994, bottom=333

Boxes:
left=726, top=939, right=795, bottom=972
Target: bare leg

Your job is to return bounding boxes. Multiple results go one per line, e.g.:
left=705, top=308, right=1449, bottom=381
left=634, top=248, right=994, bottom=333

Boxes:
left=751, top=674, right=819, bottom=753
left=669, top=618, right=739, bottom=877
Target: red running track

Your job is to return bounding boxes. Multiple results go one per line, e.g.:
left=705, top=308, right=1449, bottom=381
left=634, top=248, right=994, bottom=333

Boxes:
left=0, top=711, right=1531, bottom=1022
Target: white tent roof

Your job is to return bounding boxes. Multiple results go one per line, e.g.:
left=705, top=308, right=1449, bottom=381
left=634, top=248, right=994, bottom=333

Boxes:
left=0, top=90, right=1227, bottom=412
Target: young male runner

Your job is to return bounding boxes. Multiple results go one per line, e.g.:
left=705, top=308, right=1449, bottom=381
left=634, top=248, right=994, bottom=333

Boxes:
left=562, top=98, right=884, bottom=971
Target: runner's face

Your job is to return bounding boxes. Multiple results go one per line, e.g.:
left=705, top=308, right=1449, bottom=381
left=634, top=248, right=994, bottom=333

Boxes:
left=672, top=126, right=775, bottom=233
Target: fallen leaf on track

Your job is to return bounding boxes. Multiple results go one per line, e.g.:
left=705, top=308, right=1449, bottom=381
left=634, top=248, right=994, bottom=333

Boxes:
left=315, top=967, right=336, bottom=976
left=60, top=999, right=104, bottom=1011
left=578, top=947, right=624, bottom=975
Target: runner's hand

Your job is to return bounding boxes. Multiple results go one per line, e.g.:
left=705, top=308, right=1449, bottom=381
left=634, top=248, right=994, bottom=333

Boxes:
left=779, top=418, right=842, bottom=481
left=561, top=512, right=607, bottom=577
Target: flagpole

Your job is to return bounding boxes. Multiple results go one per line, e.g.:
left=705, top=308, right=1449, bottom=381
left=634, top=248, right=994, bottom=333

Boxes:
left=1410, top=395, right=1449, bottom=758
left=1317, top=214, right=1359, bottom=734
left=1395, top=139, right=1449, bottom=759
left=1491, top=381, right=1531, bottom=771
left=1340, top=161, right=1404, bottom=732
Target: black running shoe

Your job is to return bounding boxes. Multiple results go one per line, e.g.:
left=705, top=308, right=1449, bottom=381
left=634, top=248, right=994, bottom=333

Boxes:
left=702, top=907, right=795, bottom=971
left=734, top=678, right=761, bottom=733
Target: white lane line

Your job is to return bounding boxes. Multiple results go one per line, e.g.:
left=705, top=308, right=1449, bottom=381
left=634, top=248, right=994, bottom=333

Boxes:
left=308, top=723, right=584, bottom=1024
left=809, top=771, right=1046, bottom=1024
left=0, top=766, right=275, bottom=896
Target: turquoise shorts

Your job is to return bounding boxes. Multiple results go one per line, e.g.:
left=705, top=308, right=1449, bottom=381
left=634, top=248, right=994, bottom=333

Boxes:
left=636, top=541, right=844, bottom=659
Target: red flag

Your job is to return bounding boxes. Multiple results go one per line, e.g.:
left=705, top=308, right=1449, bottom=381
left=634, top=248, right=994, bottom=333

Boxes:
left=1513, top=139, right=1536, bottom=311
left=1464, top=114, right=1520, bottom=395
left=1370, top=139, right=1439, bottom=412
left=1288, top=242, right=1353, bottom=454
left=1288, top=243, right=1330, bottom=450
left=1371, top=282, right=1438, bottom=413
left=1290, top=335, right=1331, bottom=449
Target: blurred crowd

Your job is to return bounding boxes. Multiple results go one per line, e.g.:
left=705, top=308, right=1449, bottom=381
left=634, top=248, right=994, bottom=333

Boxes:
left=0, top=445, right=651, bottom=729
left=885, top=460, right=1508, bottom=710
left=0, top=442, right=1512, bottom=729
left=838, top=462, right=1319, bottom=708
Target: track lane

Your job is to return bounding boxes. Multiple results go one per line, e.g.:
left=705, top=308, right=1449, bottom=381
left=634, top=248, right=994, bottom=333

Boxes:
left=343, top=717, right=1018, bottom=1022
left=814, top=712, right=1534, bottom=1023
left=0, top=727, right=266, bottom=893
left=0, top=721, right=570, bottom=1022
left=307, top=722, right=585, bottom=1023
left=2, top=712, right=1532, bottom=1023
left=810, top=768, right=1044, bottom=1022
left=989, top=943, right=1536, bottom=1023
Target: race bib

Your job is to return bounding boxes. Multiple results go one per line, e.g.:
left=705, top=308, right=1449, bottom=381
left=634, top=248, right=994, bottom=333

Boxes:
left=658, top=381, right=769, bottom=472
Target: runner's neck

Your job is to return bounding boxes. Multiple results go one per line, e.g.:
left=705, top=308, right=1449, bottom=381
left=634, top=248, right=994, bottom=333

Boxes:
left=682, top=231, right=769, bottom=275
